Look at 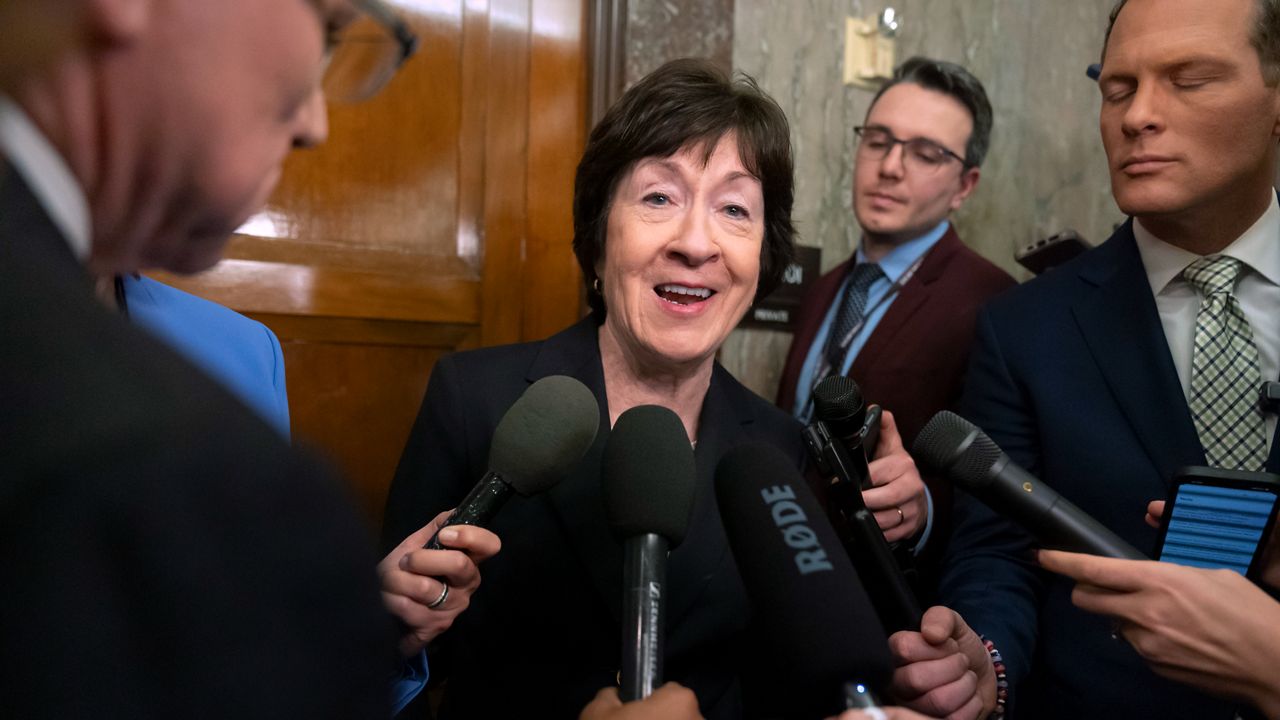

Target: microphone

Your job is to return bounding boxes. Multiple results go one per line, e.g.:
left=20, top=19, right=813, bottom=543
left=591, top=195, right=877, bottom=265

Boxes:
left=602, top=405, right=697, bottom=702
left=716, top=442, right=892, bottom=718
left=812, top=375, right=879, bottom=486
left=426, top=374, right=599, bottom=549
left=803, top=376, right=922, bottom=632
left=913, top=411, right=1146, bottom=560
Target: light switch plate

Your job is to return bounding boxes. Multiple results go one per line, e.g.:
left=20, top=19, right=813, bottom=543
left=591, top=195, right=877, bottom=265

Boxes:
left=844, top=15, right=895, bottom=89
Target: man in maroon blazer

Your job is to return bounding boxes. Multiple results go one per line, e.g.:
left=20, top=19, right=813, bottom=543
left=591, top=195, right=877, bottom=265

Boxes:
left=777, top=57, right=1015, bottom=580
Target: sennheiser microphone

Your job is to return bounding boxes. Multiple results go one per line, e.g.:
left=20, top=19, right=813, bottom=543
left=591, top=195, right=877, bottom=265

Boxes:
left=716, top=442, right=891, bottom=718
left=426, top=375, right=599, bottom=549
left=913, top=411, right=1147, bottom=560
left=803, top=376, right=922, bottom=632
left=602, top=405, right=696, bottom=702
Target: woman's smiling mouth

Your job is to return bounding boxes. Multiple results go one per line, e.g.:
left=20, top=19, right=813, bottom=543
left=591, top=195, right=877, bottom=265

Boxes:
left=655, top=283, right=716, bottom=305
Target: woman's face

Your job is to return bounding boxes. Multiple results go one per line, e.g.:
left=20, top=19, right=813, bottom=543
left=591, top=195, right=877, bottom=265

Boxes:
left=598, top=134, right=765, bottom=370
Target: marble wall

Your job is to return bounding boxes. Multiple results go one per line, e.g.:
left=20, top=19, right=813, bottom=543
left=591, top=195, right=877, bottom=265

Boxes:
left=624, top=0, right=735, bottom=84
left=617, top=1, right=1121, bottom=400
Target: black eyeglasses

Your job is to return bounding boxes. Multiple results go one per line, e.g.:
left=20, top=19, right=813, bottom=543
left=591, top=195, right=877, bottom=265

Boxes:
left=854, top=126, right=968, bottom=173
left=322, top=0, right=420, bottom=104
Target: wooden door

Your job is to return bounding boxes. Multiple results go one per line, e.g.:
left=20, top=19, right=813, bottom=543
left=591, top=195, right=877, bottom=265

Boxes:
left=153, top=0, right=588, bottom=527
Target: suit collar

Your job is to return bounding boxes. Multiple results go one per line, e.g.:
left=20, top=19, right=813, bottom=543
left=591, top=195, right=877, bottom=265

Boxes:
left=911, top=225, right=963, bottom=285
left=858, top=220, right=950, bottom=283
left=1071, top=221, right=1206, bottom=485
left=0, top=97, right=91, bottom=261
left=849, top=227, right=962, bottom=379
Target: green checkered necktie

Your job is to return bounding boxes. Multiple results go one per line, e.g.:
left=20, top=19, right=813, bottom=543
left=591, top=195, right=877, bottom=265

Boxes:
left=1183, top=255, right=1268, bottom=470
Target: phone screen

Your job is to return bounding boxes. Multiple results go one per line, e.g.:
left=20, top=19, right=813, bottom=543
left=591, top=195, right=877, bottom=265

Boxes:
left=1160, top=483, right=1278, bottom=574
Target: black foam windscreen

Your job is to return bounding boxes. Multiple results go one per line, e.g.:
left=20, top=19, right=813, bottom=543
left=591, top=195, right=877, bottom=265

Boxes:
left=488, top=375, right=600, bottom=495
left=602, top=405, right=696, bottom=546
left=716, top=442, right=892, bottom=708
left=912, top=410, right=1001, bottom=486
left=813, top=375, right=866, bottom=438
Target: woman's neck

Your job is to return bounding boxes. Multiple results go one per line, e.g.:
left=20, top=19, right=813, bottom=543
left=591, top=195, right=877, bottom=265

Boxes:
left=597, top=323, right=713, bottom=443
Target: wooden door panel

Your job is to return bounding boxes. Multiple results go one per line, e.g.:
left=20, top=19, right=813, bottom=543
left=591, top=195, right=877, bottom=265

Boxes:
left=279, top=340, right=448, bottom=526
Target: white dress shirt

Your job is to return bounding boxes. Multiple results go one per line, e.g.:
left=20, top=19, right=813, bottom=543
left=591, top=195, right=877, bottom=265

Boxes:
left=1133, top=196, right=1280, bottom=449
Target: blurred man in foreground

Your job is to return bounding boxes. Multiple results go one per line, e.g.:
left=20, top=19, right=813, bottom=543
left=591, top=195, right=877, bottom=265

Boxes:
left=0, top=2, right=476, bottom=716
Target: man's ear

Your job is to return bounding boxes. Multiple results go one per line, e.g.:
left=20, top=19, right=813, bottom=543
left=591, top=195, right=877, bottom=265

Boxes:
left=85, top=0, right=152, bottom=44
left=1272, top=83, right=1280, bottom=138
left=949, top=166, right=981, bottom=211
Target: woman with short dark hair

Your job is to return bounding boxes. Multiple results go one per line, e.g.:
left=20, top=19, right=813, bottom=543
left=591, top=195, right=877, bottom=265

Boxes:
left=381, top=58, right=901, bottom=718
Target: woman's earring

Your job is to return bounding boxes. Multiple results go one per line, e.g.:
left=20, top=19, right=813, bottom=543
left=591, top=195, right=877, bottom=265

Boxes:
left=592, top=277, right=602, bottom=294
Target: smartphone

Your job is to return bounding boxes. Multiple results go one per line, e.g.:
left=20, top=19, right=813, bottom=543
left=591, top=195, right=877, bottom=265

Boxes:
left=1015, top=230, right=1091, bottom=275
left=1156, top=466, right=1280, bottom=578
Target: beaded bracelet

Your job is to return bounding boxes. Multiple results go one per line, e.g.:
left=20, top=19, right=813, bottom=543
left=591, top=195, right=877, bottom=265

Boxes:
left=980, top=635, right=1008, bottom=719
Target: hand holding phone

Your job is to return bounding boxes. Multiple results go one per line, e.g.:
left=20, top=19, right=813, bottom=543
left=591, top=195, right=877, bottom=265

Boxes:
left=1155, top=467, right=1280, bottom=579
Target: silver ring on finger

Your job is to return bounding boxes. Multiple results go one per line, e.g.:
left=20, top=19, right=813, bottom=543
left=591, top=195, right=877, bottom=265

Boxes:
left=427, top=580, right=450, bottom=610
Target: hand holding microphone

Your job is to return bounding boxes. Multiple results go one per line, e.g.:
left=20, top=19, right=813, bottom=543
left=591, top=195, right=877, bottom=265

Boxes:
left=806, top=376, right=924, bottom=632
left=886, top=606, right=997, bottom=720
left=379, top=509, right=501, bottom=657
left=426, top=375, right=600, bottom=547
left=810, top=376, right=926, bottom=540
left=383, top=375, right=599, bottom=655
left=861, top=410, right=928, bottom=543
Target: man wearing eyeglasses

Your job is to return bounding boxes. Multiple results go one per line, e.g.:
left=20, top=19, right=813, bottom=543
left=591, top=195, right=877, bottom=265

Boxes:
left=777, top=57, right=1014, bottom=577
left=0, top=2, right=477, bottom=718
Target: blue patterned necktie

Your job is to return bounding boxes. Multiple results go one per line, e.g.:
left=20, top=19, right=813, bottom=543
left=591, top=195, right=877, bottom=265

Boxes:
left=824, top=262, right=884, bottom=372
left=1183, top=255, right=1268, bottom=470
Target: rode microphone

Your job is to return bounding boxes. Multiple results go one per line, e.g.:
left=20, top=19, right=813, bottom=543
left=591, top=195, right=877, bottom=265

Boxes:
left=426, top=375, right=599, bottom=549
left=716, top=442, right=892, bottom=718
left=802, top=376, right=922, bottom=632
left=602, top=405, right=697, bottom=702
left=913, top=411, right=1146, bottom=560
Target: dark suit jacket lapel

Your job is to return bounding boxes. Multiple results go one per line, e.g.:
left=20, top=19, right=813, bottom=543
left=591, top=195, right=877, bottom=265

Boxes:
left=664, top=363, right=755, bottom=629
left=1071, top=222, right=1205, bottom=487
left=528, top=320, right=758, bottom=633
left=849, top=227, right=961, bottom=381
left=524, top=318, right=626, bottom=618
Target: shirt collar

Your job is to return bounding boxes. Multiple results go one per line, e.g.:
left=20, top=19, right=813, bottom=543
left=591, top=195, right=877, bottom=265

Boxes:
left=855, top=220, right=949, bottom=281
left=1134, top=194, right=1280, bottom=295
left=0, top=96, right=91, bottom=262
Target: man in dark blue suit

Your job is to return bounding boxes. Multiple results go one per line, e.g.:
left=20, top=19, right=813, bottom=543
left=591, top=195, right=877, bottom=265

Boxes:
left=887, top=0, right=1280, bottom=718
